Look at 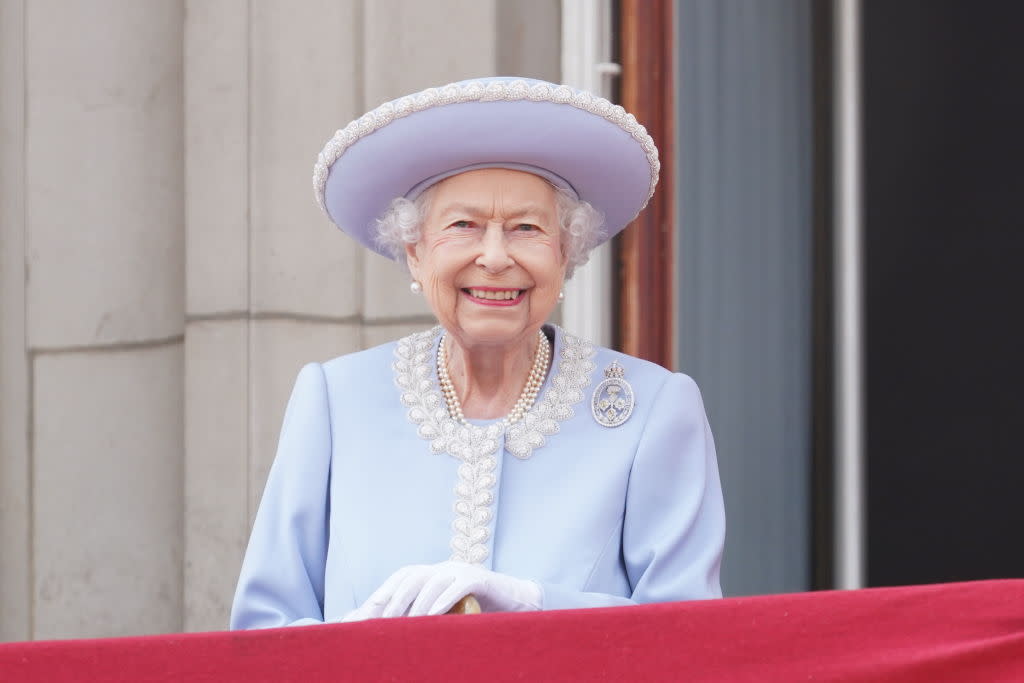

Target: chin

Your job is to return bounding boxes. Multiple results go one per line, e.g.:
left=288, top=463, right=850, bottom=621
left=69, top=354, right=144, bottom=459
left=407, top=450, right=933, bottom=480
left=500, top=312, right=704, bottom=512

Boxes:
left=450, top=318, right=539, bottom=348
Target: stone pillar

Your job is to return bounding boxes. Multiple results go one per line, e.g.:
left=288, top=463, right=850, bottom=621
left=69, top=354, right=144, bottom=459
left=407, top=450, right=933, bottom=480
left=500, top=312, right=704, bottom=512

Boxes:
left=182, top=0, right=251, bottom=634
left=0, top=0, right=31, bottom=645
left=183, top=0, right=363, bottom=632
left=4, top=0, right=186, bottom=639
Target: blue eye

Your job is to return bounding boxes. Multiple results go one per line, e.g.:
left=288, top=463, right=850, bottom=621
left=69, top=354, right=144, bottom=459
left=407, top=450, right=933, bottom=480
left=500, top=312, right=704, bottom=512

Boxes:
left=450, top=220, right=473, bottom=229
left=516, top=223, right=539, bottom=232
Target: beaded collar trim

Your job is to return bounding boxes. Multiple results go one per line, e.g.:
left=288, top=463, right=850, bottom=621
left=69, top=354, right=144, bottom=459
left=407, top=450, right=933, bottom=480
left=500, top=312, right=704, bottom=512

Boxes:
left=392, top=325, right=595, bottom=563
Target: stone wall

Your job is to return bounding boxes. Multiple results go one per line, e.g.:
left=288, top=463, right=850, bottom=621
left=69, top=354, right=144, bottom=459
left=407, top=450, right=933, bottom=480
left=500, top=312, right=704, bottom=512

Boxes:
left=1, top=0, right=560, bottom=640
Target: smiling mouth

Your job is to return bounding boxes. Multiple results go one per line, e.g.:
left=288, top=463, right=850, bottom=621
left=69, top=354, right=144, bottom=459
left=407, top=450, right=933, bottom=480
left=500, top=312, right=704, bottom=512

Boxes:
left=464, top=287, right=522, bottom=300
left=462, top=287, right=526, bottom=306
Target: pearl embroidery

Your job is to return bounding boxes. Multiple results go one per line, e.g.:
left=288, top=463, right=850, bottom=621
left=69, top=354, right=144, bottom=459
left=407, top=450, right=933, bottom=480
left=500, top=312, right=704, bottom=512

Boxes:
left=393, top=326, right=595, bottom=564
left=313, top=79, right=660, bottom=215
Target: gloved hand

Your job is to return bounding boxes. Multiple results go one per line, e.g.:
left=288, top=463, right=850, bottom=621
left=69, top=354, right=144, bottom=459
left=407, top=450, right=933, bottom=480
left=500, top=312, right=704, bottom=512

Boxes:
left=341, top=561, right=543, bottom=621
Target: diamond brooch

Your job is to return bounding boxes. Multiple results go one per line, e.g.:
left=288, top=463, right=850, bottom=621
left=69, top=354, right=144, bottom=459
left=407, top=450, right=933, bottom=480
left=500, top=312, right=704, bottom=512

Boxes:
left=591, top=361, right=634, bottom=427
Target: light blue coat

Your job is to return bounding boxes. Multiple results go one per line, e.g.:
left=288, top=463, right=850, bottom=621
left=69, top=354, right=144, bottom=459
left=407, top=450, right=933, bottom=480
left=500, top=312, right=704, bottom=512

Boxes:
left=230, top=325, right=725, bottom=629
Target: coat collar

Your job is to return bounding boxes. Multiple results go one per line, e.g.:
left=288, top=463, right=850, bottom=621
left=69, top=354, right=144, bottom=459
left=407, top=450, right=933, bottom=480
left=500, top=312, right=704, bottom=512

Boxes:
left=392, top=324, right=596, bottom=460
left=391, top=324, right=596, bottom=564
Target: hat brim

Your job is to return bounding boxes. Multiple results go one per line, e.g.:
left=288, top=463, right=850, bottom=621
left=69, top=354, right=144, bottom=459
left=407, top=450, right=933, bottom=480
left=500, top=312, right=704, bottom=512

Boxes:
left=315, top=79, right=659, bottom=258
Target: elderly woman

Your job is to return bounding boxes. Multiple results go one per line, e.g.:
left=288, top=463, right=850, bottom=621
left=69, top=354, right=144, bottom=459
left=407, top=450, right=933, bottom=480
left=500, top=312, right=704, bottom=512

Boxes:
left=230, top=77, right=725, bottom=628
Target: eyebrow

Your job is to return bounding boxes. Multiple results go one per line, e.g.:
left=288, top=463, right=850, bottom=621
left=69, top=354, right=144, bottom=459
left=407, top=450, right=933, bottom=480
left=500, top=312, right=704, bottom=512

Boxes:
left=438, top=203, right=554, bottom=221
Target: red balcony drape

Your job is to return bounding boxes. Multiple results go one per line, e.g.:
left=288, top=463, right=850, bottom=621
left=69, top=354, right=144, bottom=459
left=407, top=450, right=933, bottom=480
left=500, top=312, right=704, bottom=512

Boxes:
left=2, top=580, right=1023, bottom=682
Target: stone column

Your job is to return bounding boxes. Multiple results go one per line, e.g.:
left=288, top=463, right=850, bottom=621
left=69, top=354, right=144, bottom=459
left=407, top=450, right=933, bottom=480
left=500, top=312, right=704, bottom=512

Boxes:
left=0, top=0, right=31, bottom=645
left=12, top=0, right=186, bottom=639
left=183, top=0, right=363, bottom=632
left=182, top=0, right=252, bottom=634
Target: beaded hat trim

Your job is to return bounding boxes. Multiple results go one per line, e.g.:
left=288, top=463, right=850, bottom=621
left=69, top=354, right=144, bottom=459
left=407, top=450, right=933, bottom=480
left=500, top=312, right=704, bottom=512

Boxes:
left=312, top=78, right=660, bottom=216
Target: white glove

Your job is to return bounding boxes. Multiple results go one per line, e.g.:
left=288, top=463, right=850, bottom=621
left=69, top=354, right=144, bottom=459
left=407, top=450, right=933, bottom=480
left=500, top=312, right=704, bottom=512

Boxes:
left=342, top=561, right=543, bottom=621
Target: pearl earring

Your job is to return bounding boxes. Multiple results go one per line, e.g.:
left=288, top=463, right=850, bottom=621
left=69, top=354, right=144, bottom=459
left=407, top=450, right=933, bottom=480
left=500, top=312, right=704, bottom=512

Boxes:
left=410, top=281, right=422, bottom=294
left=557, top=290, right=565, bottom=302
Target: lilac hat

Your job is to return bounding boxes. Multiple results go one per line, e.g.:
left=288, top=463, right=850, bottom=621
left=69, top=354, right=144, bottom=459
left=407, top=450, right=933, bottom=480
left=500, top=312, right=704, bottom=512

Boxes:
left=313, top=77, right=660, bottom=258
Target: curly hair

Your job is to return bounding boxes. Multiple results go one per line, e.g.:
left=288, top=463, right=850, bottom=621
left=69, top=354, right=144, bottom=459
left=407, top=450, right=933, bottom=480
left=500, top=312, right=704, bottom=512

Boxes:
left=374, top=184, right=605, bottom=279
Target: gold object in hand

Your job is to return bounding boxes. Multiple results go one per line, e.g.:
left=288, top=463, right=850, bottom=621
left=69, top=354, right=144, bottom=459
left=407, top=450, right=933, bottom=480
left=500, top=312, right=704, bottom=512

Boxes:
left=446, top=594, right=481, bottom=615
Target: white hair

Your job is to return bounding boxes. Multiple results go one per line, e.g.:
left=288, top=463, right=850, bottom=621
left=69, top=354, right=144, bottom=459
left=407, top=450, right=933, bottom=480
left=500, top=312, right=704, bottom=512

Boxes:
left=374, top=185, right=605, bottom=279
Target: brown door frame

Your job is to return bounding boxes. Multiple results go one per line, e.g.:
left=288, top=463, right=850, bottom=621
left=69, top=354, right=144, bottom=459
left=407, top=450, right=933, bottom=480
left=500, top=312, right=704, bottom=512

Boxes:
left=617, top=0, right=676, bottom=369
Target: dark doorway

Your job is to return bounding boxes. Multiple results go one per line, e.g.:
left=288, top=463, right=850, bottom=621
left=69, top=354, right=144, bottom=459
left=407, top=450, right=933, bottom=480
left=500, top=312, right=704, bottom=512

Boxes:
left=863, top=0, right=1024, bottom=586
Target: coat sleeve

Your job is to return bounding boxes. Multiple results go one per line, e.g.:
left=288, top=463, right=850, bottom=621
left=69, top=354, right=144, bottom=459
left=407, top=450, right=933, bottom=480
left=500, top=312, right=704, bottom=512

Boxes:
left=541, top=372, right=726, bottom=610
left=229, top=363, right=333, bottom=629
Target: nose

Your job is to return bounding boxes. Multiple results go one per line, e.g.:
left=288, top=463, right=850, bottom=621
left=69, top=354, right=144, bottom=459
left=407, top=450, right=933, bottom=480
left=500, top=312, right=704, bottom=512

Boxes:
left=475, top=224, right=514, bottom=273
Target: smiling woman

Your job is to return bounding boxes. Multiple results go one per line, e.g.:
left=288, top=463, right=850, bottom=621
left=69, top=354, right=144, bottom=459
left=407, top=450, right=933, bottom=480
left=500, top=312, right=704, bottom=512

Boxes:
left=229, top=77, right=726, bottom=628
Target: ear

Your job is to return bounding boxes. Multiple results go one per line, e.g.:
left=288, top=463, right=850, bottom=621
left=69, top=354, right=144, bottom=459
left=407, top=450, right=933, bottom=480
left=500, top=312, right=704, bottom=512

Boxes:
left=558, top=239, right=570, bottom=271
left=405, top=241, right=421, bottom=280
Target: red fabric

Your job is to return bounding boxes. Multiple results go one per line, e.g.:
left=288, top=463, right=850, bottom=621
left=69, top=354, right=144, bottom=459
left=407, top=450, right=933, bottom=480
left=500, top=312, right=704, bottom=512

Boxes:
left=2, top=580, right=1023, bottom=682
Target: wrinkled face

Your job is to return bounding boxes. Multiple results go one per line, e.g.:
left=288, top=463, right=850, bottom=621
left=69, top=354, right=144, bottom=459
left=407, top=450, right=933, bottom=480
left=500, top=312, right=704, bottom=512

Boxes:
left=406, top=168, right=566, bottom=350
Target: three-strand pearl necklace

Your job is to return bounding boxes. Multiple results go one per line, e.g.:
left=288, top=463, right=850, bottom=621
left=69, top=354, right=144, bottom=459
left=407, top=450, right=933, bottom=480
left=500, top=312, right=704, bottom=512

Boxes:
left=437, top=329, right=551, bottom=427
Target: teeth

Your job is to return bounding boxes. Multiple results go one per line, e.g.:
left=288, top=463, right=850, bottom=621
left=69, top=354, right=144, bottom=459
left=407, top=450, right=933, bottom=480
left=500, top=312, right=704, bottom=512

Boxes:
left=468, top=288, right=521, bottom=300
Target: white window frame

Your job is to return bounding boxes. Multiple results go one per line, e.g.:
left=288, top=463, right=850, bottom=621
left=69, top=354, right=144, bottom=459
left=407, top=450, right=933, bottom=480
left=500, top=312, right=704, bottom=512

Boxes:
left=560, top=0, right=619, bottom=347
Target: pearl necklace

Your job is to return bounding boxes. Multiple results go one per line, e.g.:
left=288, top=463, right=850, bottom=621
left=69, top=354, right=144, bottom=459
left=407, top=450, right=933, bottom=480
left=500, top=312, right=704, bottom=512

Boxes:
left=437, top=330, right=551, bottom=427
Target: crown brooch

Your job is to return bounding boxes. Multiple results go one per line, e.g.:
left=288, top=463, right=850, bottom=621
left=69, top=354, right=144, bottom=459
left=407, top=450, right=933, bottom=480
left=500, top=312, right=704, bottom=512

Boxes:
left=591, top=361, right=635, bottom=427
